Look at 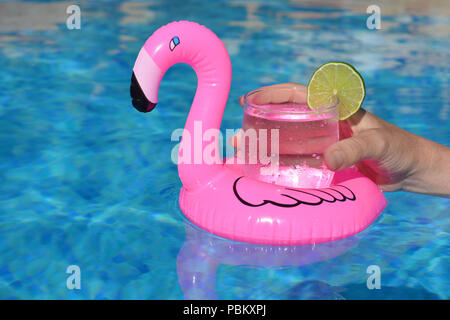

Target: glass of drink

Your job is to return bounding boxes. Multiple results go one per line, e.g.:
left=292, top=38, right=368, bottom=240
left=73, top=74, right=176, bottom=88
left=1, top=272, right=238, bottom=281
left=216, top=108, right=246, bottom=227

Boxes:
left=240, top=86, right=339, bottom=189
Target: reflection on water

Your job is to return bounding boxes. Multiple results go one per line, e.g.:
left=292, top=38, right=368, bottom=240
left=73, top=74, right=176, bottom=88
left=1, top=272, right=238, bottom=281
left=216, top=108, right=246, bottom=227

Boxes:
left=177, top=222, right=358, bottom=299
left=177, top=220, right=444, bottom=299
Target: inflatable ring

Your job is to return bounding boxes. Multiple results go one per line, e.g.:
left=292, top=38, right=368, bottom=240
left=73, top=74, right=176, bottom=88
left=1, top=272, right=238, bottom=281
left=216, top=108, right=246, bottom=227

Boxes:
left=130, top=21, right=387, bottom=245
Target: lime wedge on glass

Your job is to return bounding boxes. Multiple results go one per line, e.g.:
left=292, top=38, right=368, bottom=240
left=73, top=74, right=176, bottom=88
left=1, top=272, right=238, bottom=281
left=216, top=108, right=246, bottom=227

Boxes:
left=307, top=62, right=365, bottom=120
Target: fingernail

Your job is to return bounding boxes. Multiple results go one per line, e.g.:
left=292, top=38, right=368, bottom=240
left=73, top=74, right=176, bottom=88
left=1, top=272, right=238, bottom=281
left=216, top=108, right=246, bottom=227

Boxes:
left=330, top=150, right=344, bottom=170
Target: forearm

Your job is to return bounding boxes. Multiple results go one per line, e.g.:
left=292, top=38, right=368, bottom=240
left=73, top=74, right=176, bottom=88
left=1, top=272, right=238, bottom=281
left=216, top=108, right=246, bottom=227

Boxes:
left=403, top=137, right=450, bottom=198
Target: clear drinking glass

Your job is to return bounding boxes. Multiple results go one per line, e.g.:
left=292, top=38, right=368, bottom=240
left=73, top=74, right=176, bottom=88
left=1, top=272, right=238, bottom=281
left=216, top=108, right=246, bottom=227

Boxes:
left=241, top=87, right=339, bottom=189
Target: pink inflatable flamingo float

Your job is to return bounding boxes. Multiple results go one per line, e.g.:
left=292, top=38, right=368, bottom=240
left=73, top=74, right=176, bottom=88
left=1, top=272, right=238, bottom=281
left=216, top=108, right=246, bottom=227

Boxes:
left=130, top=21, right=387, bottom=245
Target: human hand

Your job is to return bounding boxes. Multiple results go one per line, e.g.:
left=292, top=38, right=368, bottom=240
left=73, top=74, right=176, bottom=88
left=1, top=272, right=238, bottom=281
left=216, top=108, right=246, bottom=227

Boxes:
left=231, top=83, right=450, bottom=197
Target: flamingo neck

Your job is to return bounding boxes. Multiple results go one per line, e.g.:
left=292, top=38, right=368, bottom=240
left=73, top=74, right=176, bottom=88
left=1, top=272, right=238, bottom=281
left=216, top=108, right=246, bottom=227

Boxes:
left=178, top=54, right=231, bottom=191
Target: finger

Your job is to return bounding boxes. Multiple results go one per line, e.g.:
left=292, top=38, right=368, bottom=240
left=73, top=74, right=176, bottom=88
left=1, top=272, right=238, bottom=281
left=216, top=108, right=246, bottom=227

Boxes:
left=238, top=95, right=245, bottom=107
left=338, top=118, right=354, bottom=140
left=228, top=129, right=243, bottom=149
left=344, top=108, right=387, bottom=135
left=254, top=87, right=307, bottom=105
left=324, top=129, right=387, bottom=171
left=238, top=83, right=306, bottom=107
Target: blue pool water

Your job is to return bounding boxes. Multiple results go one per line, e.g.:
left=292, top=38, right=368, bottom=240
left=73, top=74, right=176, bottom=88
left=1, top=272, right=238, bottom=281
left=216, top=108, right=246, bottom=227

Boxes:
left=0, top=0, right=449, bottom=299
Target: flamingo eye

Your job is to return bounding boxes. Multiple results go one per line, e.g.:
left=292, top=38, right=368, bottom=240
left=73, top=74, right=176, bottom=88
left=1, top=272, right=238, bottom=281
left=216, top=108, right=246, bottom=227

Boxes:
left=169, top=36, right=180, bottom=51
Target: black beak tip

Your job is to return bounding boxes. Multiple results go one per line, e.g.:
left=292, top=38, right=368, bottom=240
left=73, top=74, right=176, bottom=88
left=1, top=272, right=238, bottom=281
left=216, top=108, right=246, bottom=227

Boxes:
left=132, top=100, right=157, bottom=113
left=130, top=72, right=157, bottom=113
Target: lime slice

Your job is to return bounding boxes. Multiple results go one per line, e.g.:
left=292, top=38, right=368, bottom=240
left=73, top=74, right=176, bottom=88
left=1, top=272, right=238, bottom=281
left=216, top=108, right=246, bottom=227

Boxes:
left=307, top=62, right=365, bottom=120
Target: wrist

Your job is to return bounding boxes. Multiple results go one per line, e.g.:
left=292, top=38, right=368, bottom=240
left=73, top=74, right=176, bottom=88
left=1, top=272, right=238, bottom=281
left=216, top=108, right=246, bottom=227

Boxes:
left=403, top=137, right=450, bottom=197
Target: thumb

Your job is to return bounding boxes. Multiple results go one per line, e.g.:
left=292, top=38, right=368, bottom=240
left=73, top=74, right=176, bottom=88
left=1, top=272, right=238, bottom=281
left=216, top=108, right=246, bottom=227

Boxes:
left=325, top=129, right=386, bottom=171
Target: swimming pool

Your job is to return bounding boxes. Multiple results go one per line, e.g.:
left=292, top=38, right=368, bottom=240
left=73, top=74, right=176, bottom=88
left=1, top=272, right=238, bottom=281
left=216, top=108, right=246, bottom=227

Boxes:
left=0, top=0, right=448, bottom=299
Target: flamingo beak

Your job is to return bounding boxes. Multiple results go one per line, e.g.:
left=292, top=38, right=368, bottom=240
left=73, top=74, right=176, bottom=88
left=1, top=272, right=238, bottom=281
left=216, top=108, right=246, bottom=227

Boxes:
left=130, top=72, right=157, bottom=113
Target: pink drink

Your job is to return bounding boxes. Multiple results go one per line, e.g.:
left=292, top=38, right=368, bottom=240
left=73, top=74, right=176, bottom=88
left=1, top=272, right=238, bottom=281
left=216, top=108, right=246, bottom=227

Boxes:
left=242, top=90, right=339, bottom=188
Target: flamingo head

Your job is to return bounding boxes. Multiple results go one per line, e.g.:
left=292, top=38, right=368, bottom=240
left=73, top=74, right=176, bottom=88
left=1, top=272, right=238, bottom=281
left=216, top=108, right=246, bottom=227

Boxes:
left=130, top=21, right=200, bottom=113
left=130, top=37, right=179, bottom=113
left=130, top=21, right=230, bottom=114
